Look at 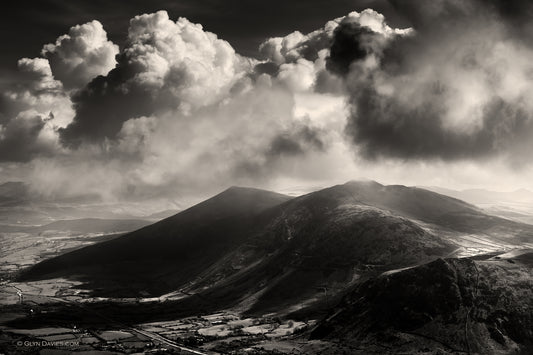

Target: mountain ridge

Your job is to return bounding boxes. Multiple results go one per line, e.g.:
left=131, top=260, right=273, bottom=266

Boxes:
left=18, top=181, right=533, bottom=314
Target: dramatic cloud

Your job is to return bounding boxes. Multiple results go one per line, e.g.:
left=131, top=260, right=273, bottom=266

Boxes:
left=5, top=4, right=533, bottom=207
left=336, top=0, right=533, bottom=163
left=258, top=9, right=408, bottom=94
left=28, top=85, right=337, bottom=202
left=1, top=58, right=63, bottom=123
left=60, top=11, right=251, bottom=146
left=13, top=10, right=354, bottom=202
left=0, top=58, right=71, bottom=161
left=42, top=20, right=119, bottom=90
left=0, top=19, right=119, bottom=162
left=0, top=20, right=117, bottom=161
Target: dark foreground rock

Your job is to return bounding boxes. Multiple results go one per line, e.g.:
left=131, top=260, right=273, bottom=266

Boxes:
left=312, top=253, right=533, bottom=354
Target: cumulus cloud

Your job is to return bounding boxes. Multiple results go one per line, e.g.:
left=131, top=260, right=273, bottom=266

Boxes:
left=0, top=19, right=120, bottom=162
left=0, top=58, right=71, bottom=161
left=257, top=18, right=338, bottom=93
left=60, top=11, right=252, bottom=146
left=42, top=20, right=119, bottom=90
left=7, top=4, right=533, bottom=207
left=256, top=9, right=408, bottom=94
left=27, top=84, right=336, bottom=202
left=335, top=0, right=533, bottom=163
left=259, top=20, right=336, bottom=65
left=5, top=10, right=355, bottom=203
left=16, top=57, right=62, bottom=92
left=0, top=9, right=359, bottom=202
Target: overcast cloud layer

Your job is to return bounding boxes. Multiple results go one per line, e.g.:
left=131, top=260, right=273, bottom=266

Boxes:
left=2, top=0, right=533, bottom=207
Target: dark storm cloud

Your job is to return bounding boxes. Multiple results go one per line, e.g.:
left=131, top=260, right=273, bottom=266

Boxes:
left=327, top=22, right=382, bottom=75
left=232, top=123, right=328, bottom=182
left=347, top=90, right=533, bottom=160
left=267, top=125, right=326, bottom=157
left=332, top=0, right=533, bottom=162
left=59, top=61, right=156, bottom=146
left=252, top=62, right=280, bottom=77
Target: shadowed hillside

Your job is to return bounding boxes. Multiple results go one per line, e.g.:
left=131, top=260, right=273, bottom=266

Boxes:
left=18, top=187, right=292, bottom=295
left=311, top=252, right=533, bottom=354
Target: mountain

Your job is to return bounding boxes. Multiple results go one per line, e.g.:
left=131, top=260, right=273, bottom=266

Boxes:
left=18, top=181, right=533, bottom=315
left=311, top=251, right=533, bottom=354
left=339, top=181, right=530, bottom=238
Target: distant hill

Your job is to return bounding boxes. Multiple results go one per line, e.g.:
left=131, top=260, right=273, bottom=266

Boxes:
left=423, top=186, right=533, bottom=205
left=0, top=181, right=30, bottom=204
left=0, top=181, right=175, bottom=225
left=0, top=218, right=151, bottom=234
left=18, top=181, right=533, bottom=315
left=37, top=218, right=151, bottom=233
left=0, top=181, right=100, bottom=207
left=423, top=186, right=533, bottom=225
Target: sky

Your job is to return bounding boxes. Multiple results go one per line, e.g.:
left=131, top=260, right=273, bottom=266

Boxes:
left=2, top=0, right=533, bottom=210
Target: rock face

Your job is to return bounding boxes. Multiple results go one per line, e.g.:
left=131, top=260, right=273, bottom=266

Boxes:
left=312, top=253, right=533, bottom=354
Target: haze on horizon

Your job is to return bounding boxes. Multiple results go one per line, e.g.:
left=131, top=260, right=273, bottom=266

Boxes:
left=2, top=0, right=533, bottom=211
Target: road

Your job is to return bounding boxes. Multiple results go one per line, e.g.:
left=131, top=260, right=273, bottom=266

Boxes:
left=5, top=284, right=210, bottom=354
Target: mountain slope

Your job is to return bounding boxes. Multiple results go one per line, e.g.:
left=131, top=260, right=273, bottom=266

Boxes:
left=340, top=181, right=533, bottom=239
left=311, top=252, right=533, bottom=354
left=18, top=187, right=292, bottom=295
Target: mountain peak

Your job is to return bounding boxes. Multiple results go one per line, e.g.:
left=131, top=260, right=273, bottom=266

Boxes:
left=180, top=186, right=292, bottom=220
left=217, top=186, right=291, bottom=201
left=344, top=179, right=384, bottom=188
left=222, top=185, right=269, bottom=193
